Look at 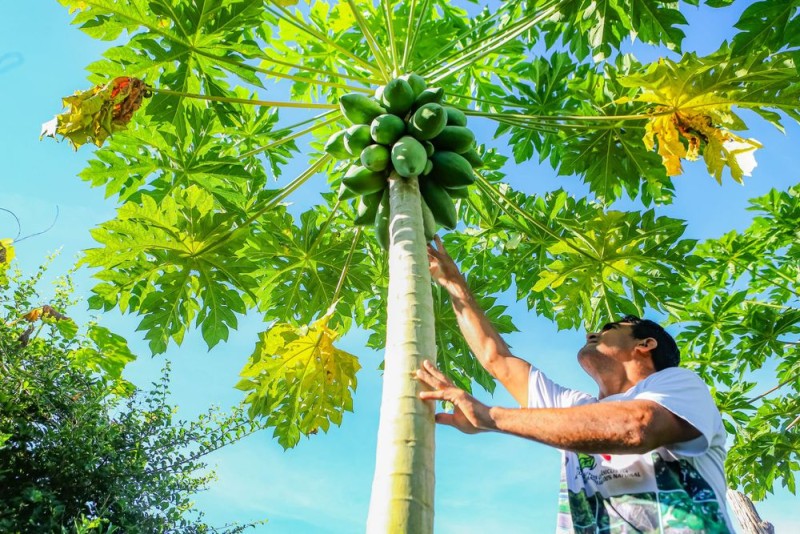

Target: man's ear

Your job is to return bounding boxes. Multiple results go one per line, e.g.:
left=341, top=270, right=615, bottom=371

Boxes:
left=635, top=337, right=658, bottom=355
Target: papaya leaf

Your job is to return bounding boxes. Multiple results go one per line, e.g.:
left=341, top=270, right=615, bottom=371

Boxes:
left=236, top=313, right=360, bottom=449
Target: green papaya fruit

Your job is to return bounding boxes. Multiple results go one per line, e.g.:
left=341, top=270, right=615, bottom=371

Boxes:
left=420, top=179, right=457, bottom=230
left=375, top=188, right=391, bottom=250
left=344, top=124, right=373, bottom=155
left=374, top=85, right=385, bottom=102
left=360, top=144, right=390, bottom=172
left=444, top=106, right=468, bottom=127
left=422, top=159, right=433, bottom=176
left=342, top=165, right=386, bottom=195
left=399, top=73, right=427, bottom=97
left=431, top=126, right=475, bottom=153
left=380, top=78, right=415, bottom=116
left=420, top=195, right=437, bottom=241
left=444, top=185, right=469, bottom=199
left=428, top=151, right=475, bottom=188
left=337, top=180, right=358, bottom=200
left=354, top=189, right=383, bottom=225
left=408, top=103, right=447, bottom=141
left=370, top=114, right=405, bottom=145
left=339, top=93, right=387, bottom=125
left=324, top=130, right=351, bottom=160
left=391, top=136, right=428, bottom=178
left=423, top=140, right=435, bottom=157
left=461, top=147, right=484, bottom=168
left=413, top=87, right=444, bottom=109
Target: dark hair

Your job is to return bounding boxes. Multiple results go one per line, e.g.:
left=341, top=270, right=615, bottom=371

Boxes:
left=619, top=315, right=680, bottom=371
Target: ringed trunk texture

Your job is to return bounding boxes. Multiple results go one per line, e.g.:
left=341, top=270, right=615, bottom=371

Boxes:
left=726, top=490, right=774, bottom=534
left=366, top=173, right=437, bottom=533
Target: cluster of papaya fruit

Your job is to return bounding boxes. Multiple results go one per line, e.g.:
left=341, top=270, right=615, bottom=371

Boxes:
left=325, top=73, right=483, bottom=249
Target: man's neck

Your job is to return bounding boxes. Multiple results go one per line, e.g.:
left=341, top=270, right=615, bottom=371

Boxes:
left=597, top=366, right=657, bottom=399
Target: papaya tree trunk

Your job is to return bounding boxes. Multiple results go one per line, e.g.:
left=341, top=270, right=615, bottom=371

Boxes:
left=366, top=173, right=437, bottom=533
left=726, top=490, right=774, bottom=534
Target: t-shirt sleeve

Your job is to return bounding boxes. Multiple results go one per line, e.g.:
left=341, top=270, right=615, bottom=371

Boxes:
left=633, top=367, right=721, bottom=456
left=527, top=365, right=594, bottom=409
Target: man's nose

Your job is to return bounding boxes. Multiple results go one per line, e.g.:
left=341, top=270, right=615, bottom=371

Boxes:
left=586, top=332, right=599, bottom=343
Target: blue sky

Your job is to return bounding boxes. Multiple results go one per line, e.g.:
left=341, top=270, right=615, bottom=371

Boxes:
left=2, top=2, right=798, bottom=533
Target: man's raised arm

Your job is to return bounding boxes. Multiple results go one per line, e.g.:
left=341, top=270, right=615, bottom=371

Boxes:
left=428, top=236, right=531, bottom=406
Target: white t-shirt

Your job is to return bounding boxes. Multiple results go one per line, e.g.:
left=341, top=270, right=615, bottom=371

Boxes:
left=527, top=366, right=733, bottom=533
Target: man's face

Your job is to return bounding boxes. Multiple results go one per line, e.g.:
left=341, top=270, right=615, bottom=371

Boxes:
left=577, top=321, right=639, bottom=373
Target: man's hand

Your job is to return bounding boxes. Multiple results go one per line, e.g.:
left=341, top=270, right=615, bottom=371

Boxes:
left=427, top=235, right=464, bottom=289
left=416, top=359, right=494, bottom=434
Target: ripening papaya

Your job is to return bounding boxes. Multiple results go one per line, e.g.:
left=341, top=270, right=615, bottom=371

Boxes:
left=431, top=126, right=475, bottom=154
left=375, top=188, right=391, bottom=250
left=361, top=144, right=390, bottom=172
left=371, top=114, right=406, bottom=145
left=444, top=185, right=469, bottom=198
left=324, top=130, right=351, bottom=160
left=340, top=94, right=387, bottom=125
left=342, top=165, right=387, bottom=195
left=423, top=140, right=435, bottom=157
left=399, top=73, right=427, bottom=97
left=444, top=107, right=467, bottom=127
left=380, top=78, right=415, bottom=116
left=461, top=147, right=484, bottom=168
left=344, top=124, right=373, bottom=155
left=408, top=103, right=447, bottom=141
left=428, top=151, right=475, bottom=188
left=420, top=179, right=457, bottom=230
left=337, top=181, right=359, bottom=201
left=354, top=189, right=383, bottom=225
left=391, top=136, right=428, bottom=178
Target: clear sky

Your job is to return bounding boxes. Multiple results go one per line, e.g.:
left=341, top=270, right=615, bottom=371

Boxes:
left=2, top=2, right=798, bottom=533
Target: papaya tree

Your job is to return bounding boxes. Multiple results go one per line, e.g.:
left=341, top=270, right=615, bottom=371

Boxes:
left=43, top=0, right=798, bottom=531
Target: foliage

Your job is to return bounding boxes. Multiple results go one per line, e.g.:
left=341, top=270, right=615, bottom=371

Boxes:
left=48, top=0, right=800, bottom=501
left=0, top=255, right=264, bottom=532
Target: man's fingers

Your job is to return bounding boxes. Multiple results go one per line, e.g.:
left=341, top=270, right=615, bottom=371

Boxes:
left=434, top=234, right=443, bottom=249
left=419, top=389, right=447, bottom=401
left=435, top=412, right=456, bottom=426
left=423, top=359, right=452, bottom=384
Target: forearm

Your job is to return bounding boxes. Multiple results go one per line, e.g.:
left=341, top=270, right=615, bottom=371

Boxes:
left=445, top=277, right=511, bottom=370
left=485, top=402, right=652, bottom=454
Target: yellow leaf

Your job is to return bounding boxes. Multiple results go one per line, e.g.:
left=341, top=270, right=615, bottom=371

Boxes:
left=0, top=238, right=14, bottom=286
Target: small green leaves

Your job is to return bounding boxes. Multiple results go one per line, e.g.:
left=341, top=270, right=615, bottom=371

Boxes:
left=236, top=314, right=360, bottom=449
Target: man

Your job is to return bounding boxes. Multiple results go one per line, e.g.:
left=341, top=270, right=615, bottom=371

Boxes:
left=417, top=236, right=733, bottom=534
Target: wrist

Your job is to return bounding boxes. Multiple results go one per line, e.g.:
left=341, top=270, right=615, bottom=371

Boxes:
left=483, top=406, right=502, bottom=432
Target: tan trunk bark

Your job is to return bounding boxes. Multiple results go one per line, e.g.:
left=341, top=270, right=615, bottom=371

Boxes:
left=366, top=173, right=437, bottom=533
left=726, top=490, right=774, bottom=534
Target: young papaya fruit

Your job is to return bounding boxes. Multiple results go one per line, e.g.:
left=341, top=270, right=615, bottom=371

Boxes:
left=324, top=130, right=351, bottom=160
left=428, top=151, right=475, bottom=188
left=420, top=195, right=437, bottom=241
left=444, top=107, right=467, bottom=127
left=380, top=78, right=415, bottom=116
left=391, top=136, right=428, bottom=178
left=361, top=144, right=390, bottom=172
left=337, top=180, right=359, bottom=200
left=371, top=114, right=405, bottom=145
left=444, top=185, right=469, bottom=198
left=422, top=159, right=433, bottom=176
left=399, top=73, right=427, bottom=97
left=431, top=126, right=475, bottom=153
left=342, top=165, right=386, bottom=195
left=374, top=188, right=391, bottom=250
left=423, top=140, right=435, bottom=157
left=412, top=87, right=444, bottom=110
left=374, top=85, right=385, bottom=102
left=344, top=124, right=373, bottom=155
left=340, top=94, right=387, bottom=125
left=420, top=179, right=457, bottom=230
left=461, top=147, right=484, bottom=168
left=354, top=189, right=383, bottom=225
left=408, top=103, right=447, bottom=141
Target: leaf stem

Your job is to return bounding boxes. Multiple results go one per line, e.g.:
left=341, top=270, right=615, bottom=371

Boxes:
left=400, top=0, right=418, bottom=71
left=332, top=227, right=363, bottom=305
left=750, top=371, right=800, bottom=402
left=148, top=87, right=339, bottom=109
left=259, top=53, right=380, bottom=85
left=240, top=112, right=342, bottom=160
left=346, top=0, right=392, bottom=80
left=382, top=0, right=399, bottom=73
left=265, top=2, right=382, bottom=77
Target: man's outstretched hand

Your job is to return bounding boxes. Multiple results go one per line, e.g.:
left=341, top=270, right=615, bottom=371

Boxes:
left=416, top=359, right=494, bottom=434
left=427, top=235, right=464, bottom=289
